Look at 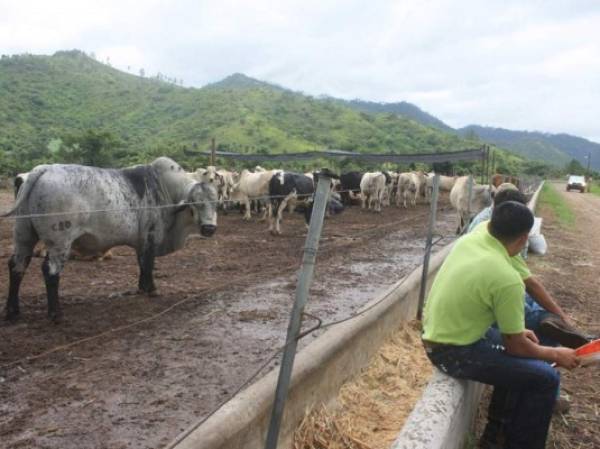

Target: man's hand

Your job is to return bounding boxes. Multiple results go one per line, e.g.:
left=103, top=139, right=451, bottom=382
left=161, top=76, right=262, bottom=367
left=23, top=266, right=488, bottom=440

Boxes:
left=524, top=329, right=539, bottom=344
left=558, top=313, right=576, bottom=328
left=553, top=347, right=580, bottom=370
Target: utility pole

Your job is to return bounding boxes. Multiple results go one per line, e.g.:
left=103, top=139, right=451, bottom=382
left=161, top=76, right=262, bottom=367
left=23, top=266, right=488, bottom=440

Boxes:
left=586, top=151, right=591, bottom=176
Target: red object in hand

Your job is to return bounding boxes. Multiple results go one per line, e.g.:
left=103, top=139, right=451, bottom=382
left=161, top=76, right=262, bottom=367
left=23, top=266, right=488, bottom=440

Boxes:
left=575, top=339, right=600, bottom=366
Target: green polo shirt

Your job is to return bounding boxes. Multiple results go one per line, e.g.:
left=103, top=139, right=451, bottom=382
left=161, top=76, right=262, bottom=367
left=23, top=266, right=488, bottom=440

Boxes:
left=472, top=221, right=531, bottom=281
left=422, top=224, right=526, bottom=345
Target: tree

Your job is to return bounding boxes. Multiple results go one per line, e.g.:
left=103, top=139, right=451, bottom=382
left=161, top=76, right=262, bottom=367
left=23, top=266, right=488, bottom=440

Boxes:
left=565, top=159, right=585, bottom=175
left=58, top=129, right=121, bottom=167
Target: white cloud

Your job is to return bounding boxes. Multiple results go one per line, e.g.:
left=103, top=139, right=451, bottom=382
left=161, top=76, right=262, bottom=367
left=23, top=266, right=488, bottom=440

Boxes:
left=1, top=0, right=600, bottom=142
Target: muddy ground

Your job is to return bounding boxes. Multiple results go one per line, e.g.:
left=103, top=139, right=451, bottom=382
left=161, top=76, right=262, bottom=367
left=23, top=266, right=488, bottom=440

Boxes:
left=475, top=181, right=600, bottom=449
left=0, top=190, right=458, bottom=449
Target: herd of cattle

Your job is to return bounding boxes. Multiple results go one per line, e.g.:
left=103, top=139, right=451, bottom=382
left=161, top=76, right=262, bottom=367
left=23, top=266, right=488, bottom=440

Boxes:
left=3, top=157, right=501, bottom=322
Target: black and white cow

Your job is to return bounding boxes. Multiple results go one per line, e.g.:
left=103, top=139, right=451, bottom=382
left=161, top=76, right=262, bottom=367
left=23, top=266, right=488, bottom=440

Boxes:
left=3, top=157, right=218, bottom=322
left=268, top=171, right=314, bottom=235
left=339, top=171, right=364, bottom=206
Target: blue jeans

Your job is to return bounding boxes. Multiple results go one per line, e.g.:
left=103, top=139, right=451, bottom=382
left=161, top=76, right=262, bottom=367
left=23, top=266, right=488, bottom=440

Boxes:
left=425, top=328, right=559, bottom=449
left=525, top=293, right=550, bottom=331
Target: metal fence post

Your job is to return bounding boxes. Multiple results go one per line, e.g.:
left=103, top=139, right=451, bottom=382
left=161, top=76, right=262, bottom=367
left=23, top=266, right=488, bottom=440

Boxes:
left=264, top=175, right=332, bottom=449
left=466, top=174, right=474, bottom=227
left=417, top=174, right=440, bottom=321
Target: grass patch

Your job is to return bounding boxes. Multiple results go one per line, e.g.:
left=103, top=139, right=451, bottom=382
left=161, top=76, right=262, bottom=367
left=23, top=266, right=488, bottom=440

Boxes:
left=589, top=182, right=600, bottom=196
left=539, top=183, right=575, bottom=226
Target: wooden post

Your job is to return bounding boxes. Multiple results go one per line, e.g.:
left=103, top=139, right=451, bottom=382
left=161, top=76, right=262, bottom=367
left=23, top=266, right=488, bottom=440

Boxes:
left=211, top=138, right=216, bottom=166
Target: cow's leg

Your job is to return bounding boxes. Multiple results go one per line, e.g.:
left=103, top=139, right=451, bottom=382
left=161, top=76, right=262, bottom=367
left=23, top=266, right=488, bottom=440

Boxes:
left=6, top=253, right=32, bottom=321
left=287, top=197, right=297, bottom=214
left=6, top=223, right=38, bottom=321
left=259, top=200, right=270, bottom=222
left=268, top=200, right=278, bottom=234
left=276, top=201, right=287, bottom=234
left=243, top=198, right=252, bottom=220
left=361, top=193, right=366, bottom=209
left=137, top=244, right=156, bottom=295
left=456, top=212, right=464, bottom=234
left=42, top=249, right=68, bottom=323
left=275, top=193, right=295, bottom=235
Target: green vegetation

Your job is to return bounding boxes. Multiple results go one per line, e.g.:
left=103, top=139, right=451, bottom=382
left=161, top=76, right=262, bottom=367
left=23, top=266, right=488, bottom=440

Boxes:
left=538, top=183, right=575, bottom=226
left=0, top=50, right=540, bottom=175
left=589, top=182, right=600, bottom=197
left=457, top=126, right=600, bottom=172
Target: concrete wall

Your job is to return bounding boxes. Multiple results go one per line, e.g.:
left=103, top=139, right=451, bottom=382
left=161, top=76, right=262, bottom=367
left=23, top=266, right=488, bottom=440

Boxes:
left=167, top=243, right=454, bottom=449
left=391, top=180, right=545, bottom=449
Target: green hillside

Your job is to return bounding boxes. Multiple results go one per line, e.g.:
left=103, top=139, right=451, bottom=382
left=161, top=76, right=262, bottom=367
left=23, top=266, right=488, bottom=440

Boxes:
left=458, top=125, right=600, bottom=171
left=0, top=50, right=524, bottom=175
left=341, top=99, right=454, bottom=132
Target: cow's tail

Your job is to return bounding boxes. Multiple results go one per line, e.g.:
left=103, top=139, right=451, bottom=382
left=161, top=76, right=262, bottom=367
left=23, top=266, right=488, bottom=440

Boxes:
left=1, top=167, right=48, bottom=217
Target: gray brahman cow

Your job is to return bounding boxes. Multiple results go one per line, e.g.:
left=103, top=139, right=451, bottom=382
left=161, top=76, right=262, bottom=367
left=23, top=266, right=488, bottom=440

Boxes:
left=3, top=157, right=218, bottom=322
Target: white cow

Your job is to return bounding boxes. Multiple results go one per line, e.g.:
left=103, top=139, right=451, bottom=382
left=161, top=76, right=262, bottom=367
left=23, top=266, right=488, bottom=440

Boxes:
left=423, top=173, right=457, bottom=202
left=439, top=175, right=457, bottom=192
left=450, top=176, right=493, bottom=234
left=411, top=171, right=428, bottom=205
left=230, top=169, right=280, bottom=220
left=360, top=172, right=386, bottom=212
left=216, top=169, right=238, bottom=206
left=395, top=173, right=412, bottom=208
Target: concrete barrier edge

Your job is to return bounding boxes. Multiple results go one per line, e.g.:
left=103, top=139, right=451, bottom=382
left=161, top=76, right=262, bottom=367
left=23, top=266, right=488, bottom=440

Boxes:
left=168, top=242, right=454, bottom=449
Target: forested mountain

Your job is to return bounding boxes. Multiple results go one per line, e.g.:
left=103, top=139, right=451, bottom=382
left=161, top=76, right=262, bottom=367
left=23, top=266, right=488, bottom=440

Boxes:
left=341, top=99, right=454, bottom=132
left=0, top=50, right=520, bottom=176
left=0, top=50, right=495, bottom=174
left=457, top=126, right=600, bottom=171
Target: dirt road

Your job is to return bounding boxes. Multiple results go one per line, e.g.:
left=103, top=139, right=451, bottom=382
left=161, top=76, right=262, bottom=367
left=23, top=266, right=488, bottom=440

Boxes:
left=0, top=190, right=458, bottom=449
left=475, top=181, right=600, bottom=448
left=535, top=183, right=600, bottom=449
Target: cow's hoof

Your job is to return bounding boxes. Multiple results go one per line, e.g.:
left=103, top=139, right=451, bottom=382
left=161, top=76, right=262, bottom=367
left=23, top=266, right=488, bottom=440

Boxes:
left=122, top=289, right=140, bottom=296
left=5, top=307, right=20, bottom=322
left=49, top=311, right=63, bottom=324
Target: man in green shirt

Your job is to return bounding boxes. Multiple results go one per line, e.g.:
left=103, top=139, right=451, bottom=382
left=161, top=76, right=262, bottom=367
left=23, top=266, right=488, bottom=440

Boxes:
left=423, top=201, right=579, bottom=449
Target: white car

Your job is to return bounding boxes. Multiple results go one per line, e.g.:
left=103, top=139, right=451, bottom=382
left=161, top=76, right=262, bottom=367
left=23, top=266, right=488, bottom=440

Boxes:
left=566, top=175, right=586, bottom=193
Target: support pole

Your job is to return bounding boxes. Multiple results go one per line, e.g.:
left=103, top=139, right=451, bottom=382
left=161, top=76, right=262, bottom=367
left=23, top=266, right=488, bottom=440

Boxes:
left=482, top=145, right=489, bottom=185
left=211, top=138, right=216, bottom=166
left=264, top=175, right=332, bottom=449
left=466, top=175, right=474, bottom=231
left=417, top=174, right=440, bottom=321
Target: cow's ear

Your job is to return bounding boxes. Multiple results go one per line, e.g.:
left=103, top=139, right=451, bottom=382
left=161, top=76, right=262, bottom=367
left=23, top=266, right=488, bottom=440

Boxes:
left=174, top=201, right=188, bottom=214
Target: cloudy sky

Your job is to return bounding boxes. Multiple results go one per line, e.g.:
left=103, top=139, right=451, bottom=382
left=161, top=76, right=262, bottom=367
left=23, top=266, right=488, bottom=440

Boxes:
left=1, top=0, right=599, bottom=141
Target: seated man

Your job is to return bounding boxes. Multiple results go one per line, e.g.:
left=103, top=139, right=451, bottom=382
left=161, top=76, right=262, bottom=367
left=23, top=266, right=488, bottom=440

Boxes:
left=423, top=201, right=579, bottom=449
left=468, top=187, right=591, bottom=349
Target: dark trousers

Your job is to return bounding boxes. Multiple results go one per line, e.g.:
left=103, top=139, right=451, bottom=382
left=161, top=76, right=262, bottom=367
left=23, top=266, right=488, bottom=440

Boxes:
left=425, top=329, right=559, bottom=449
